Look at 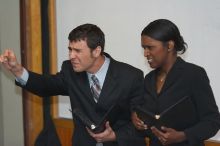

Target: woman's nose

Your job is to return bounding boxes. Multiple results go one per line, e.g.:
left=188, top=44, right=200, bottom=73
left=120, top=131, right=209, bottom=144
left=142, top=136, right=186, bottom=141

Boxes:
left=144, top=49, right=150, bottom=57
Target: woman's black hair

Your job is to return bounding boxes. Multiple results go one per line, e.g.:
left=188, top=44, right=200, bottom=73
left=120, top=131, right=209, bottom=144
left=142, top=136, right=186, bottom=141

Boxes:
left=141, top=19, right=187, bottom=54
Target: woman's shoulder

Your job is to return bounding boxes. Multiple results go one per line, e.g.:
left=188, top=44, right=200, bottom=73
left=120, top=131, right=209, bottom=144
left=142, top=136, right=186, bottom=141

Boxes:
left=183, top=60, right=206, bottom=73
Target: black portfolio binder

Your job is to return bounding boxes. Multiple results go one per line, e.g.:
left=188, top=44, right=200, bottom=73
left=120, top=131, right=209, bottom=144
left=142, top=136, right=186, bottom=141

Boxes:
left=72, top=104, right=118, bottom=133
left=135, top=96, right=197, bottom=129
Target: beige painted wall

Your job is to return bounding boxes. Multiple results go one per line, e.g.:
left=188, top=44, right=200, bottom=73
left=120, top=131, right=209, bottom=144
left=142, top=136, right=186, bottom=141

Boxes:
left=56, top=0, right=220, bottom=140
left=0, top=0, right=24, bottom=146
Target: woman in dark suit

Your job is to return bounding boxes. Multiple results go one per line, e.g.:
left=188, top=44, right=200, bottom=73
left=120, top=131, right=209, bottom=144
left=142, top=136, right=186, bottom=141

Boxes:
left=132, top=19, right=220, bottom=146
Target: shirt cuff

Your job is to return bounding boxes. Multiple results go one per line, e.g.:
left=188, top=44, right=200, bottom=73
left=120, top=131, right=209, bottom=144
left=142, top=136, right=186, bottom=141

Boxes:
left=15, top=68, right=29, bottom=86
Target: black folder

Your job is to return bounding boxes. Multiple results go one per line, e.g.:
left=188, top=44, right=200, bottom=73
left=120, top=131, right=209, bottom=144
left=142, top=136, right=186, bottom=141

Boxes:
left=135, top=96, right=197, bottom=129
left=72, top=104, right=118, bottom=133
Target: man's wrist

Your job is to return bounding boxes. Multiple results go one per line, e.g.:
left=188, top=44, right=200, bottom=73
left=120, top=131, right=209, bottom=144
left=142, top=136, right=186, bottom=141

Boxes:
left=111, top=131, right=116, bottom=141
left=11, top=64, right=24, bottom=77
left=15, top=68, right=28, bottom=86
left=177, top=131, right=186, bottom=143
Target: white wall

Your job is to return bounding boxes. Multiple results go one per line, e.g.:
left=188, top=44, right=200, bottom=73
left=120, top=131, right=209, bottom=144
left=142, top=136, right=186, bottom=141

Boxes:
left=0, top=0, right=24, bottom=146
left=56, top=0, right=220, bottom=141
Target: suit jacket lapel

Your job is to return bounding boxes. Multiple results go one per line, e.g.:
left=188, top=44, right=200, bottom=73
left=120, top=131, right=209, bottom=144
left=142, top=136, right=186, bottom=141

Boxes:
left=99, top=72, right=118, bottom=103
left=160, top=57, right=185, bottom=94
left=98, top=57, right=119, bottom=106
left=75, top=71, right=96, bottom=104
left=147, top=71, right=158, bottom=98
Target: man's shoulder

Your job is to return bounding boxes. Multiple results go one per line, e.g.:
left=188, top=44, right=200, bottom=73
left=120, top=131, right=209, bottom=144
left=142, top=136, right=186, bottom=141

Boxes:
left=60, top=60, right=72, bottom=69
left=104, top=52, right=143, bottom=74
left=59, top=60, right=75, bottom=74
left=111, top=59, right=143, bottom=75
left=62, top=60, right=71, bottom=65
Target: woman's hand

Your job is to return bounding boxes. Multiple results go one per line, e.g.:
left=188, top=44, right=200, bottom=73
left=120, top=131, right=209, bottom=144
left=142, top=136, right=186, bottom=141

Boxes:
left=86, top=121, right=116, bottom=143
left=151, top=126, right=186, bottom=145
left=131, top=112, right=148, bottom=130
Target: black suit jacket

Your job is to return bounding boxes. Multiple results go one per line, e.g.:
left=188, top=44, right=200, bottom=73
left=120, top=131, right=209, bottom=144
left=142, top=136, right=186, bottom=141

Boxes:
left=17, top=53, right=146, bottom=146
left=141, top=57, right=220, bottom=146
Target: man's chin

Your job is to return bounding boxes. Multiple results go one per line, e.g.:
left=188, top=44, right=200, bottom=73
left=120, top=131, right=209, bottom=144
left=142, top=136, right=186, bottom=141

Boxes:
left=73, top=67, right=83, bottom=72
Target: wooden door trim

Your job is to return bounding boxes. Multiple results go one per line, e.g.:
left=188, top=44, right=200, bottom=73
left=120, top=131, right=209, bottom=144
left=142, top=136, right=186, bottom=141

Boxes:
left=20, top=0, right=43, bottom=145
left=20, top=0, right=67, bottom=145
left=48, top=0, right=59, bottom=118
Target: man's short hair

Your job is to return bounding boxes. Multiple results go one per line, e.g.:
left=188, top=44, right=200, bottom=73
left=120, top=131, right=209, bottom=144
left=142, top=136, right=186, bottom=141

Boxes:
left=68, top=24, right=105, bottom=53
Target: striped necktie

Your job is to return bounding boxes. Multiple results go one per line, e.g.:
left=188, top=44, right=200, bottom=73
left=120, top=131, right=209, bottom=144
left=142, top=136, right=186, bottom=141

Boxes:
left=91, top=75, right=101, bottom=102
left=91, top=75, right=104, bottom=146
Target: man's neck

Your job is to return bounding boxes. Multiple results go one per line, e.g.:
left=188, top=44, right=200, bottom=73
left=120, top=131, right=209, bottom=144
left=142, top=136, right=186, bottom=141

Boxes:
left=88, top=55, right=105, bottom=74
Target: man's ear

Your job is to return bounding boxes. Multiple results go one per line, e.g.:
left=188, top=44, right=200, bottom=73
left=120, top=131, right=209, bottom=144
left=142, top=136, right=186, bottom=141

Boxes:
left=92, top=46, right=102, bottom=57
left=167, top=40, right=175, bottom=52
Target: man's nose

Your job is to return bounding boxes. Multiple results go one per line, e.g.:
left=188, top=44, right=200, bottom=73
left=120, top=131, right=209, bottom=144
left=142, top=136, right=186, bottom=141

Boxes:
left=69, top=51, right=76, bottom=59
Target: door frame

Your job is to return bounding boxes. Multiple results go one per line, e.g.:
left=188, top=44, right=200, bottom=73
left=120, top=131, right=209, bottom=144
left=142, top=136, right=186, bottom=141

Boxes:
left=20, top=0, right=58, bottom=145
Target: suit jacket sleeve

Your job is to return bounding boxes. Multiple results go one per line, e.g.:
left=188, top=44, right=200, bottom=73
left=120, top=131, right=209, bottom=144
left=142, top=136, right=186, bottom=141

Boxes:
left=114, top=70, right=145, bottom=146
left=115, top=122, right=146, bottom=146
left=15, top=62, right=68, bottom=97
left=129, top=70, right=145, bottom=109
left=184, top=67, right=220, bottom=145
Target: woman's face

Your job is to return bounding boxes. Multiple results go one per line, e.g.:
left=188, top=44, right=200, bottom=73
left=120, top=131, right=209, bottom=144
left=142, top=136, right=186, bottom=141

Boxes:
left=141, top=35, right=169, bottom=69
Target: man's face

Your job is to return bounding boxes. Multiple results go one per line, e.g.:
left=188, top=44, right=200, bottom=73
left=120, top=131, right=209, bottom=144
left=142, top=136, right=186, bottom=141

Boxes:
left=68, top=40, right=97, bottom=72
left=141, top=35, right=169, bottom=69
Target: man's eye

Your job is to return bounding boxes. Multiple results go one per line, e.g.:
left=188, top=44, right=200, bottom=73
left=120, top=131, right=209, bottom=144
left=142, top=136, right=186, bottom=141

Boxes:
left=75, top=49, right=81, bottom=53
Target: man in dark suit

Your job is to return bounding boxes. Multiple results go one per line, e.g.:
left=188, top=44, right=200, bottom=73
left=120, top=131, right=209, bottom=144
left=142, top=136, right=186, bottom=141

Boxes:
left=0, top=24, right=146, bottom=146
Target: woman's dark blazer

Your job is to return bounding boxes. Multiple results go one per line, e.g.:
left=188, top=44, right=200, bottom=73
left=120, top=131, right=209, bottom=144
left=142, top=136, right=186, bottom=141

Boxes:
left=142, top=57, right=220, bottom=146
left=16, top=53, right=146, bottom=146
